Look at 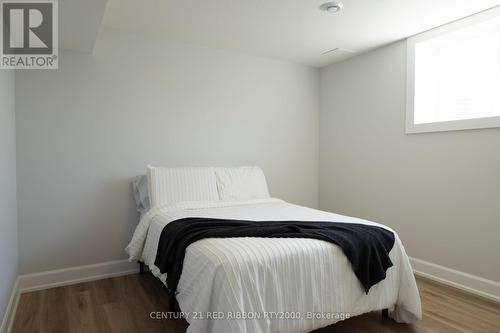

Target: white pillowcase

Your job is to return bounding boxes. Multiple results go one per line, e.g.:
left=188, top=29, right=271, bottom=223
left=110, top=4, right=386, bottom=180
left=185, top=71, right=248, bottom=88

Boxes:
left=215, top=166, right=270, bottom=201
left=147, top=166, right=219, bottom=207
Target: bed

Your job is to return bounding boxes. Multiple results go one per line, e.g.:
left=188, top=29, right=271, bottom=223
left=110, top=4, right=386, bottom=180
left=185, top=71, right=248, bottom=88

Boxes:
left=127, top=166, right=422, bottom=333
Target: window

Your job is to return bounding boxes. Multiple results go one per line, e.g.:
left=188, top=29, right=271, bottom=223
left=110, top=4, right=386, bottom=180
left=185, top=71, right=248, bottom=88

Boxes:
left=406, top=7, right=500, bottom=133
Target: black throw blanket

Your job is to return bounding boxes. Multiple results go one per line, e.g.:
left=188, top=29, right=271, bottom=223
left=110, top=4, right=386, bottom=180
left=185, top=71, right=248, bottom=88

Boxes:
left=155, top=218, right=395, bottom=296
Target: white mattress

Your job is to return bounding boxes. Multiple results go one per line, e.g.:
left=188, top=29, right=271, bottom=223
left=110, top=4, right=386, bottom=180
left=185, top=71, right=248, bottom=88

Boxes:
left=126, top=199, right=422, bottom=333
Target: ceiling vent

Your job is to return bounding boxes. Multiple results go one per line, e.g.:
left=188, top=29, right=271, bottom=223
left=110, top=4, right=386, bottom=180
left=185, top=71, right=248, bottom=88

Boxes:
left=321, top=48, right=355, bottom=56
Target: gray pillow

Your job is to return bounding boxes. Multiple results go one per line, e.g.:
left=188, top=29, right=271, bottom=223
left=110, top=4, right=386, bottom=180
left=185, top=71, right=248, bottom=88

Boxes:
left=132, top=175, right=150, bottom=215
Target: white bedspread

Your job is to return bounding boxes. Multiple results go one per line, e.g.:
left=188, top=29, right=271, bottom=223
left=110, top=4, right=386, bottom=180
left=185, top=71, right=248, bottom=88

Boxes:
left=126, top=199, right=421, bottom=333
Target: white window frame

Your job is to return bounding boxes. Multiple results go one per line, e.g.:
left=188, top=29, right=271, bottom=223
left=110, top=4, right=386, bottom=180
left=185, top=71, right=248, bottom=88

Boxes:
left=406, top=6, right=500, bottom=134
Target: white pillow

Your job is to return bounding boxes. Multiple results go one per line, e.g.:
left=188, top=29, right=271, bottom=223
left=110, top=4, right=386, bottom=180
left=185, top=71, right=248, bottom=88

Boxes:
left=147, top=166, right=219, bottom=207
left=215, top=166, right=270, bottom=201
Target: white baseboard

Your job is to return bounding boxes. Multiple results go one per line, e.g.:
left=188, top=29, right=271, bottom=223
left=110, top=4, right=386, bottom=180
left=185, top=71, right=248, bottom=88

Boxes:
left=410, top=257, right=500, bottom=303
left=2, top=256, right=498, bottom=333
left=18, top=259, right=139, bottom=294
left=1, top=259, right=138, bottom=333
left=0, top=278, right=19, bottom=333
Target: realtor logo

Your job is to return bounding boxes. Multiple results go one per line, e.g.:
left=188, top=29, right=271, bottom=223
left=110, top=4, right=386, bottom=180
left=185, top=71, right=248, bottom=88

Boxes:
left=1, top=0, right=58, bottom=69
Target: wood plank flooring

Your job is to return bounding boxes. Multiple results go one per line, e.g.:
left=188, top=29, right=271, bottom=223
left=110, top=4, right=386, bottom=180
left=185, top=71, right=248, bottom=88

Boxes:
left=12, top=273, right=500, bottom=333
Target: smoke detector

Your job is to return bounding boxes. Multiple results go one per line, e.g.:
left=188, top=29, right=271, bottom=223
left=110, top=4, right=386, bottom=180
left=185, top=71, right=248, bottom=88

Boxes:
left=320, top=2, right=344, bottom=13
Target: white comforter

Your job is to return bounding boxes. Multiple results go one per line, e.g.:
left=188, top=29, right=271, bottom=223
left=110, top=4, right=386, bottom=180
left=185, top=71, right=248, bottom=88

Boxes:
left=126, top=199, right=421, bottom=333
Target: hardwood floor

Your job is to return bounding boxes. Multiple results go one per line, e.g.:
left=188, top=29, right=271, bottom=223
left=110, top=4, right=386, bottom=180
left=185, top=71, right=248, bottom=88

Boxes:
left=12, top=274, right=500, bottom=333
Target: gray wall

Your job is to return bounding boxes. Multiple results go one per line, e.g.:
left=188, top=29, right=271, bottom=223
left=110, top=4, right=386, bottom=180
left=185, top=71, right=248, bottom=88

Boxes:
left=0, top=70, right=17, bottom=322
left=320, top=41, right=500, bottom=281
left=16, top=28, right=319, bottom=274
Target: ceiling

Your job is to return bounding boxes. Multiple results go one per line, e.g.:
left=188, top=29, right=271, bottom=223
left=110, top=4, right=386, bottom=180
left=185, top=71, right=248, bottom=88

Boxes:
left=66, top=0, right=500, bottom=67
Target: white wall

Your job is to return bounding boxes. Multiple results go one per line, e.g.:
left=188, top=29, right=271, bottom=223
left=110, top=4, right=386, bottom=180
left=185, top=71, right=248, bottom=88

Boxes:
left=0, top=70, right=17, bottom=322
left=320, top=41, right=500, bottom=282
left=15, top=28, right=319, bottom=274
